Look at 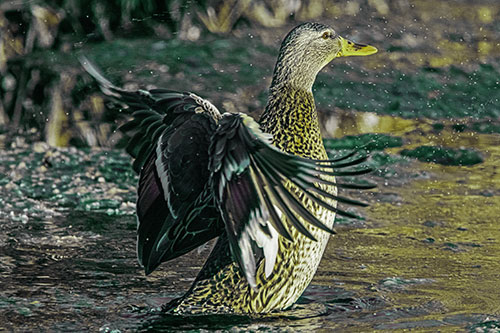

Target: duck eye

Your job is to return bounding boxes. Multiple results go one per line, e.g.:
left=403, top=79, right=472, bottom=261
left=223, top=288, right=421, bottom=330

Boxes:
left=321, top=31, right=331, bottom=39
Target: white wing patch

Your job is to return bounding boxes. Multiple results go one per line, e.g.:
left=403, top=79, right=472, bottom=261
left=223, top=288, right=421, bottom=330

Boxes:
left=238, top=206, right=280, bottom=288
left=263, top=225, right=279, bottom=278
left=155, top=134, right=178, bottom=218
left=189, top=92, right=222, bottom=120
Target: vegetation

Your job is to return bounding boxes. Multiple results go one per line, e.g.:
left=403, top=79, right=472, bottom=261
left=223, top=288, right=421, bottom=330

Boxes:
left=1, top=0, right=499, bottom=148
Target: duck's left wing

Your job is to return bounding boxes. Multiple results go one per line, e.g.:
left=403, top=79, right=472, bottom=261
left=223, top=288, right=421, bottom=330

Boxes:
left=210, top=113, right=374, bottom=288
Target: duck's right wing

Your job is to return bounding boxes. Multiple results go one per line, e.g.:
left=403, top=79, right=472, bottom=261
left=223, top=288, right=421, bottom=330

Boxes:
left=210, top=113, right=374, bottom=288
left=80, top=57, right=224, bottom=274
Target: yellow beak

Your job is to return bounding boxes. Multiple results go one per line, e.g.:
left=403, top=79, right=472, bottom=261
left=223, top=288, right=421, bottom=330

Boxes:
left=337, top=36, right=378, bottom=57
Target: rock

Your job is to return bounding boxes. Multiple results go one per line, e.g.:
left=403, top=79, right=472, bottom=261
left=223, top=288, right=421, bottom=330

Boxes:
left=33, top=141, right=50, bottom=153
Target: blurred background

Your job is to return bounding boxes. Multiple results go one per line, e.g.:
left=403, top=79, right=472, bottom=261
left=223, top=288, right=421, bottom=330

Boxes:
left=1, top=0, right=499, bottom=148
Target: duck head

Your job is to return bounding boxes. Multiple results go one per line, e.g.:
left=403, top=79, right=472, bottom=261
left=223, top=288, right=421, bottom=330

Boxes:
left=271, top=22, right=377, bottom=91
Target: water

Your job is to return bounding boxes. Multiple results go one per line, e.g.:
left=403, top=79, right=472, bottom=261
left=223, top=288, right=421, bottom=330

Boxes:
left=1, top=111, right=499, bottom=331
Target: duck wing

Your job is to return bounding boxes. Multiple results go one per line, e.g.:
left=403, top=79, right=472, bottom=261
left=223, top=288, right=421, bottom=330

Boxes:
left=81, top=58, right=223, bottom=274
left=134, top=107, right=223, bottom=274
left=209, top=113, right=374, bottom=288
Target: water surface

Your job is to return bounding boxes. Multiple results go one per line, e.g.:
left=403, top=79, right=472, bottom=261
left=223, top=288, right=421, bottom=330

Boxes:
left=1, top=112, right=499, bottom=331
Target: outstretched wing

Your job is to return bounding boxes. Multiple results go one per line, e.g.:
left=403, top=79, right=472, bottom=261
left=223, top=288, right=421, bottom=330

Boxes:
left=210, top=113, right=374, bottom=288
left=135, top=109, right=223, bottom=274
left=80, top=57, right=224, bottom=274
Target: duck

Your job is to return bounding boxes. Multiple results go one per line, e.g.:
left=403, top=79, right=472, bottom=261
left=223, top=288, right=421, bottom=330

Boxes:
left=80, top=22, right=377, bottom=314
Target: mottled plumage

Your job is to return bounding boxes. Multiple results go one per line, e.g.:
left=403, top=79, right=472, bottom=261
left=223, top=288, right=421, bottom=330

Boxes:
left=81, top=22, right=377, bottom=314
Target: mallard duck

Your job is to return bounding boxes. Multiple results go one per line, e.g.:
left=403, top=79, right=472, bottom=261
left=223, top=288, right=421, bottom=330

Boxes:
left=81, top=22, right=377, bottom=314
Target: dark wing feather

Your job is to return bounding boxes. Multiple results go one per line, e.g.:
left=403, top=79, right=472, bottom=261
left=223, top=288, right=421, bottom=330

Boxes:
left=137, top=112, right=223, bottom=274
left=209, top=113, right=374, bottom=287
left=81, top=57, right=223, bottom=274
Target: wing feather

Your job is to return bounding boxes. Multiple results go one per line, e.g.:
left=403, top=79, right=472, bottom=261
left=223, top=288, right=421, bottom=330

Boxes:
left=210, top=113, right=374, bottom=287
left=81, top=57, right=224, bottom=275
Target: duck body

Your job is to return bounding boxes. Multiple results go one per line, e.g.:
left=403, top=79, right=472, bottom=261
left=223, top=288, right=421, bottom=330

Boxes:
left=171, top=87, right=334, bottom=314
left=81, top=22, right=377, bottom=315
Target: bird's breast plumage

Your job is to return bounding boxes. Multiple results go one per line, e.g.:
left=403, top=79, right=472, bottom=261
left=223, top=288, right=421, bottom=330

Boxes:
left=169, top=87, right=337, bottom=314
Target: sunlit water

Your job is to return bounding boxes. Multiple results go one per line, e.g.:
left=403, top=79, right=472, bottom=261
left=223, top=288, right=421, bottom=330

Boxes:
left=1, top=111, right=499, bottom=331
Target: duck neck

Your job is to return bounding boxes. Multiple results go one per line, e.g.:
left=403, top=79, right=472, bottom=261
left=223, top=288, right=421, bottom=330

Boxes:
left=268, top=40, right=322, bottom=92
left=259, top=84, right=325, bottom=159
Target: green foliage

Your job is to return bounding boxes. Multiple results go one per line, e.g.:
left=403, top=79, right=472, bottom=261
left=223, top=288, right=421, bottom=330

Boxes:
left=49, top=0, right=203, bottom=37
left=315, top=64, right=500, bottom=119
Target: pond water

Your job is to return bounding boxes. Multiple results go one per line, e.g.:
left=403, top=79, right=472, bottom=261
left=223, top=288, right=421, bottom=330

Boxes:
left=1, top=110, right=499, bottom=331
